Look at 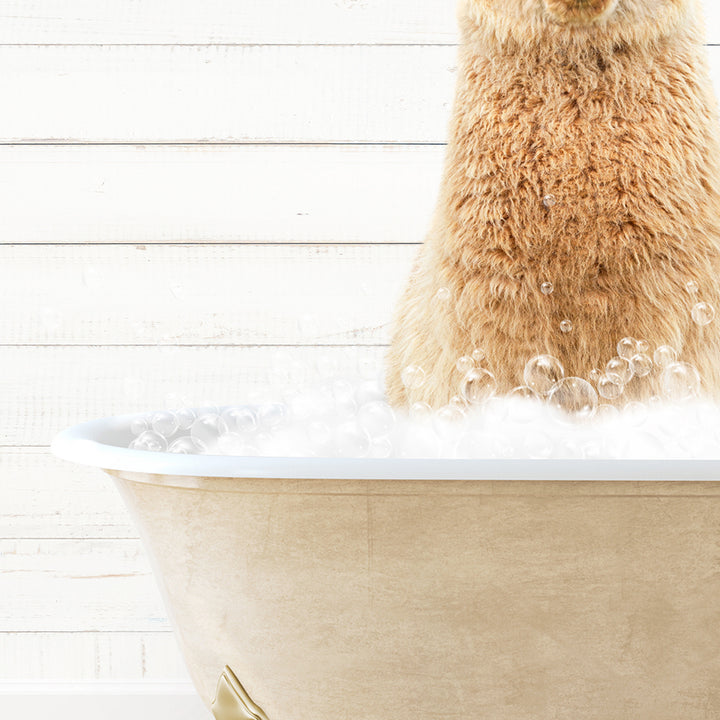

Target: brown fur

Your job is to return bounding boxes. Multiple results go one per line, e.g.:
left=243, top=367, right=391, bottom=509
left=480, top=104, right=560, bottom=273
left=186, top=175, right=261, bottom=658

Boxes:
left=386, top=0, right=720, bottom=407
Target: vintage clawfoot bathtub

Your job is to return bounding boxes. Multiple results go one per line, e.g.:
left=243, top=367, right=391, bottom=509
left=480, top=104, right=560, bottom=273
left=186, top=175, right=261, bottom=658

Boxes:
left=52, top=412, right=720, bottom=719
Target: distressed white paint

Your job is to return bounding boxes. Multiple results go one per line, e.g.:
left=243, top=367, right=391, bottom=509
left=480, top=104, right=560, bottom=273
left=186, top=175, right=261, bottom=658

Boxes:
left=0, top=46, right=457, bottom=143
left=0, top=683, right=210, bottom=720
left=0, top=45, right=719, bottom=144
left=0, top=633, right=188, bottom=680
left=0, top=346, right=386, bottom=445
left=0, top=0, right=717, bottom=45
left=0, top=244, right=412, bottom=344
left=0, top=539, right=169, bottom=631
left=0, top=448, right=135, bottom=539
left=0, top=144, right=443, bottom=244
left=0, top=0, right=459, bottom=45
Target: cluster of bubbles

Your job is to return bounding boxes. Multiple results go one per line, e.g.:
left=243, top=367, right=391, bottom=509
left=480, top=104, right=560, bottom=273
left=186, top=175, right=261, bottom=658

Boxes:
left=125, top=266, right=718, bottom=460
left=126, top=332, right=720, bottom=459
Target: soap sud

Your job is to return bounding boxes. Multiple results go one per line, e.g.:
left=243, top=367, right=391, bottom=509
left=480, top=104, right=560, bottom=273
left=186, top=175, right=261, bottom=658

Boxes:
left=128, top=374, right=720, bottom=459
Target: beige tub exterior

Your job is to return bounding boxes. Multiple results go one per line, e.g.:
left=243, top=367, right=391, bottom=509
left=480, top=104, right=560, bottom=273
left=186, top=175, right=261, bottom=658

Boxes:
left=53, top=417, right=720, bottom=719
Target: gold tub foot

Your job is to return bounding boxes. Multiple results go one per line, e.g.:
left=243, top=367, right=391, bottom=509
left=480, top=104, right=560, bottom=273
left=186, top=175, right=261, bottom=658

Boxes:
left=211, top=666, right=270, bottom=720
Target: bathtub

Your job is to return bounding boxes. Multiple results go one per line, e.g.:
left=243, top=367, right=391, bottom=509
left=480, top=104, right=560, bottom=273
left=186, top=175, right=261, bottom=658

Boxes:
left=52, top=412, right=720, bottom=719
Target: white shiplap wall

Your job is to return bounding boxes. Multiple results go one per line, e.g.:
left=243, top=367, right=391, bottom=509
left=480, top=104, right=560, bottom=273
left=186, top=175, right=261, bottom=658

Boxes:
left=0, top=0, right=719, bottom=703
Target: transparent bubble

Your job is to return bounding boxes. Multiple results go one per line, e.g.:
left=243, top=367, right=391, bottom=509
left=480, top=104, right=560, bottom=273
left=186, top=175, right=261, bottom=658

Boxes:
left=560, top=320, right=573, bottom=333
left=130, top=415, right=150, bottom=437
left=460, top=368, right=498, bottom=405
left=175, top=407, right=197, bottom=431
left=692, top=301, right=715, bottom=326
left=653, top=345, right=678, bottom=368
left=335, top=395, right=358, bottom=419
left=547, top=377, right=598, bottom=420
left=523, top=355, right=564, bottom=396
left=542, top=194, right=557, bottom=208
left=357, top=401, right=396, bottom=439
left=661, top=362, right=701, bottom=402
left=456, top=355, right=475, bottom=374
left=163, top=392, right=186, bottom=410
left=333, top=421, right=371, bottom=458
left=151, top=411, right=178, bottom=438
left=196, top=402, right=221, bottom=417
left=288, top=388, right=329, bottom=420
left=409, top=401, right=432, bottom=419
left=595, top=403, right=620, bottom=421
left=686, top=280, right=699, bottom=294
left=355, top=379, right=385, bottom=406
left=433, top=404, right=466, bottom=439
left=623, top=401, right=648, bottom=426
left=629, top=353, right=653, bottom=377
left=434, top=287, right=451, bottom=303
left=510, top=385, right=536, bottom=399
left=167, top=436, right=203, bottom=454
left=190, top=414, right=223, bottom=448
left=617, top=337, right=638, bottom=359
left=471, top=348, right=486, bottom=365
left=636, top=339, right=650, bottom=354
left=401, top=365, right=427, bottom=390
left=597, top=373, right=624, bottom=400
left=606, top=356, right=633, bottom=384
left=129, top=430, right=167, bottom=452
left=449, top=395, right=467, bottom=412
left=368, top=437, right=393, bottom=458
left=540, top=281, right=554, bottom=295
left=216, top=432, right=247, bottom=455
left=588, top=368, right=602, bottom=384
left=220, top=406, right=258, bottom=435
left=258, top=402, right=288, bottom=430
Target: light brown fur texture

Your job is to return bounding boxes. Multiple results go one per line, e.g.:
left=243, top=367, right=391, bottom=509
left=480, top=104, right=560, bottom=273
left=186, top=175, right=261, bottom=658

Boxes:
left=386, top=0, right=720, bottom=408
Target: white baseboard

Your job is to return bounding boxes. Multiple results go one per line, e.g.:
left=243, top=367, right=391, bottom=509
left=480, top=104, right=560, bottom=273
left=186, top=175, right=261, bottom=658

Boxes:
left=0, top=681, right=213, bottom=719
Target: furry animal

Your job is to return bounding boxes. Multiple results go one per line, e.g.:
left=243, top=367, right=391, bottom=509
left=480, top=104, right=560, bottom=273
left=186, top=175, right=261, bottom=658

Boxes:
left=386, top=0, right=720, bottom=408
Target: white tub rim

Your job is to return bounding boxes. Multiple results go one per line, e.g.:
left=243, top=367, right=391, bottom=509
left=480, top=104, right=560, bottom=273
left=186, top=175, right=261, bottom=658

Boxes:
left=50, top=412, right=720, bottom=482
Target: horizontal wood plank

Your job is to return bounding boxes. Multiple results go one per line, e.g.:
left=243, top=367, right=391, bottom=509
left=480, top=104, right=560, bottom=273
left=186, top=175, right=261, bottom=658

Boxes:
left=0, top=539, right=169, bottom=631
left=0, top=0, right=459, bottom=45
left=0, top=685, right=210, bottom=720
left=1, top=44, right=718, bottom=144
left=0, top=244, right=413, bottom=345
left=0, top=45, right=457, bottom=143
left=0, top=0, right=717, bottom=45
left=0, top=144, right=443, bottom=244
left=0, top=345, right=387, bottom=445
left=0, top=632, right=188, bottom=679
left=0, top=448, right=135, bottom=539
